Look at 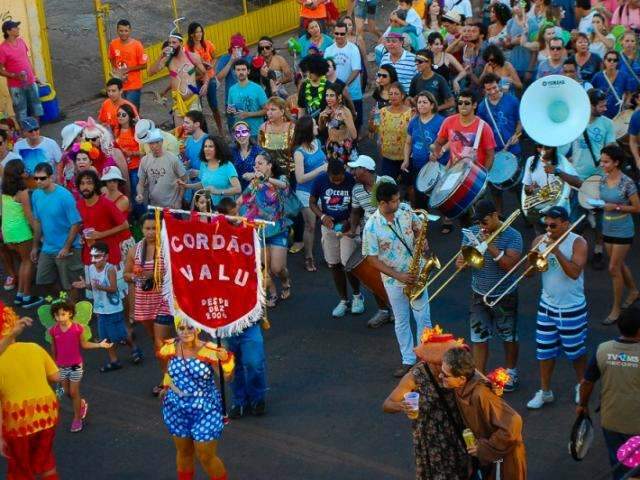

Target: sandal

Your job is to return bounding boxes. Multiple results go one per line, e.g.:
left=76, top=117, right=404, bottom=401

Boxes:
left=602, top=315, right=619, bottom=326
left=99, top=362, right=123, bottom=373
left=304, top=257, right=317, bottom=272
left=266, top=293, right=278, bottom=308
left=151, top=384, right=164, bottom=397
left=289, top=243, right=304, bottom=254
left=622, top=292, right=640, bottom=309
left=130, top=348, right=144, bottom=365
left=280, top=282, right=292, bottom=300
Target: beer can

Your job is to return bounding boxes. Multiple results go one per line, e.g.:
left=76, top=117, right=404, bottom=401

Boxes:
left=463, top=428, right=477, bottom=448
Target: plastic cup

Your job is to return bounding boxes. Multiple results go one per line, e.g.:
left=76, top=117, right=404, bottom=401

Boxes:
left=404, top=391, right=420, bottom=419
left=82, top=228, right=95, bottom=246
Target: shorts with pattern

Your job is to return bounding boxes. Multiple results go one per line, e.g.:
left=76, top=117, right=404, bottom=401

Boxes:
left=58, top=364, right=84, bottom=382
left=36, top=249, right=84, bottom=290
left=469, top=291, right=518, bottom=343
left=536, top=300, right=587, bottom=360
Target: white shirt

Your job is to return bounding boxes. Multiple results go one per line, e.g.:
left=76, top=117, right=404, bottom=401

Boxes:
left=578, top=10, right=597, bottom=34
left=444, top=0, right=473, bottom=19
left=522, top=153, right=576, bottom=214
left=405, top=8, right=426, bottom=48
left=324, top=42, right=363, bottom=100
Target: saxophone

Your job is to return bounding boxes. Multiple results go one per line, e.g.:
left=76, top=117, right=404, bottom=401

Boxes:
left=403, top=209, right=441, bottom=306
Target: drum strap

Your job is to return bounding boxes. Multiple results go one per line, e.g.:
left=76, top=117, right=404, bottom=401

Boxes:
left=620, top=54, right=640, bottom=86
left=483, top=98, right=507, bottom=148
left=582, top=128, right=599, bottom=167
left=602, top=72, right=623, bottom=115
left=472, top=119, right=485, bottom=151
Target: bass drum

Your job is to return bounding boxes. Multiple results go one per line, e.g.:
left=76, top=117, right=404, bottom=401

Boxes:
left=613, top=109, right=634, bottom=142
left=415, top=161, right=444, bottom=194
left=428, top=160, right=488, bottom=218
left=345, top=248, right=389, bottom=305
left=578, top=174, right=603, bottom=210
left=488, top=151, right=523, bottom=190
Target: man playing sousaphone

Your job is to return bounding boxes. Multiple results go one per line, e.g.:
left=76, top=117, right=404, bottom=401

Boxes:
left=431, top=90, right=496, bottom=229
left=149, top=21, right=208, bottom=127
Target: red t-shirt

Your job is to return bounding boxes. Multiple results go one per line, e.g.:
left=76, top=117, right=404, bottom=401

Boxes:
left=77, top=196, right=127, bottom=265
left=436, top=115, right=496, bottom=167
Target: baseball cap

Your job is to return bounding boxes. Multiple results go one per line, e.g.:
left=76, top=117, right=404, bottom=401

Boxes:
left=545, top=206, right=569, bottom=221
left=472, top=199, right=497, bottom=222
left=2, top=21, right=20, bottom=34
left=347, top=155, right=376, bottom=171
left=143, top=128, right=164, bottom=144
left=384, top=32, right=404, bottom=40
left=20, top=116, right=39, bottom=132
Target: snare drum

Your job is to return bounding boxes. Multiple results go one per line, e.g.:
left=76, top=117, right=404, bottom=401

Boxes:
left=345, top=248, right=389, bottom=305
left=415, top=161, right=444, bottom=193
left=578, top=174, right=602, bottom=210
left=428, top=161, right=488, bottom=218
left=613, top=109, right=634, bottom=141
left=487, top=151, right=522, bottom=190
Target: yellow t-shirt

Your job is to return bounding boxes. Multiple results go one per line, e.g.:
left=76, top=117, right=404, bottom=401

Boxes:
left=0, top=342, right=59, bottom=437
left=379, top=108, right=412, bottom=161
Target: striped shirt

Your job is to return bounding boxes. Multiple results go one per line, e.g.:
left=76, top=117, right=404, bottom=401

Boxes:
left=352, top=182, right=376, bottom=226
left=380, top=50, right=417, bottom=94
left=133, top=241, right=170, bottom=322
left=462, top=225, right=523, bottom=297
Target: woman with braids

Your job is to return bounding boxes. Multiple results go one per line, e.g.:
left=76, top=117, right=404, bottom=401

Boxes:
left=318, top=81, right=357, bottom=164
left=297, top=55, right=330, bottom=120
left=123, top=213, right=173, bottom=396
left=159, top=316, right=234, bottom=480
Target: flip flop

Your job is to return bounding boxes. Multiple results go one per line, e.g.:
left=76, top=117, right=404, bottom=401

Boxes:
left=304, top=258, right=317, bottom=272
left=266, top=293, right=278, bottom=308
left=280, top=282, right=292, bottom=300
left=601, top=315, right=619, bottom=326
left=622, top=293, right=640, bottom=309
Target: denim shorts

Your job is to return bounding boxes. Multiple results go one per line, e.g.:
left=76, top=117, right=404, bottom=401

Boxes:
left=263, top=230, right=289, bottom=248
left=354, top=0, right=377, bottom=18
left=155, top=314, right=174, bottom=326
left=98, top=311, right=128, bottom=343
left=10, top=83, right=43, bottom=120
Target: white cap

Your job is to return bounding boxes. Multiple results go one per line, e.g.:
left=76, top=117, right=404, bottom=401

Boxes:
left=101, top=166, right=126, bottom=182
left=347, top=154, right=376, bottom=171
left=61, top=123, right=83, bottom=151
left=141, top=128, right=163, bottom=144
left=134, top=118, right=156, bottom=143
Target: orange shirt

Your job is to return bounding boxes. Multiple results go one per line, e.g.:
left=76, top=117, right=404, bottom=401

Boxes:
left=114, top=126, right=142, bottom=170
left=186, top=40, right=216, bottom=79
left=300, top=0, right=327, bottom=19
left=108, top=38, right=148, bottom=91
left=98, top=98, right=139, bottom=131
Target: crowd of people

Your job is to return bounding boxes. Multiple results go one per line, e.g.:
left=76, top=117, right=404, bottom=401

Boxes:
left=0, top=0, right=640, bottom=477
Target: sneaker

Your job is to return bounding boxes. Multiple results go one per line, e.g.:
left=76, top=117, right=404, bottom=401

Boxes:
left=21, top=296, right=44, bottom=309
left=591, top=252, right=605, bottom=270
left=351, top=294, right=365, bottom=314
left=3, top=276, right=15, bottom=291
left=332, top=300, right=348, bottom=317
left=504, top=371, right=519, bottom=392
left=526, top=390, right=555, bottom=409
left=229, top=405, right=245, bottom=419
left=251, top=400, right=266, bottom=416
left=70, top=419, right=83, bottom=433
left=393, top=364, right=412, bottom=378
left=367, top=310, right=391, bottom=328
left=80, top=399, right=88, bottom=420
left=13, top=294, right=23, bottom=306
left=574, top=384, right=581, bottom=405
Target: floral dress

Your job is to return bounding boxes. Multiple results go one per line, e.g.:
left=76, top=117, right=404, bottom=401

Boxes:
left=159, top=340, right=234, bottom=442
left=238, top=175, right=292, bottom=239
left=412, top=363, right=470, bottom=480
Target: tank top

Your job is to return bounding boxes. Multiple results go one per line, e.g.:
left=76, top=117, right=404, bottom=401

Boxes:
left=1, top=194, right=33, bottom=244
left=89, top=263, right=122, bottom=315
left=432, top=53, right=452, bottom=81
left=295, top=140, right=327, bottom=194
left=259, top=124, right=294, bottom=172
left=541, top=232, right=585, bottom=308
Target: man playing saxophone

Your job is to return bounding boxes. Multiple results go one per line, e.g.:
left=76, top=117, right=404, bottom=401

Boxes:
left=455, top=199, right=523, bottom=390
left=363, top=181, right=433, bottom=378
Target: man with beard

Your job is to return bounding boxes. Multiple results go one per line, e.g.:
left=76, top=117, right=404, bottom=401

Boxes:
left=148, top=30, right=207, bottom=127
left=448, top=21, right=487, bottom=92
left=76, top=170, right=129, bottom=277
left=559, top=89, right=615, bottom=269
left=227, top=60, right=268, bottom=139
left=182, top=110, right=209, bottom=205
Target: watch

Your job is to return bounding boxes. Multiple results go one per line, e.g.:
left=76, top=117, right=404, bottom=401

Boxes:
left=493, top=250, right=505, bottom=262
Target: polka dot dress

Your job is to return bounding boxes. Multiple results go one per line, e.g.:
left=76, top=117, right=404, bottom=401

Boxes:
left=162, top=357, right=224, bottom=442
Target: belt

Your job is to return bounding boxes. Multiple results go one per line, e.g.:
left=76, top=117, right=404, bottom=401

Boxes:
left=603, top=214, right=627, bottom=221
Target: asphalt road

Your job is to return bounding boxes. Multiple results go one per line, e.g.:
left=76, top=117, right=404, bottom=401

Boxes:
left=0, top=184, right=630, bottom=478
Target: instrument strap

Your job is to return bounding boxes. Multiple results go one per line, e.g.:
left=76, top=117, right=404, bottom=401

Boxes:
left=620, top=54, right=640, bottom=86
left=582, top=128, right=599, bottom=167
left=387, top=223, right=414, bottom=257
left=483, top=98, right=507, bottom=148
left=602, top=72, right=623, bottom=114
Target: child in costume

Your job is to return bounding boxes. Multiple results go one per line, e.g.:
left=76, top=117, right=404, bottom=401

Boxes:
left=41, top=298, right=113, bottom=432
left=72, top=241, right=141, bottom=372
left=158, top=316, right=234, bottom=480
left=0, top=301, right=61, bottom=480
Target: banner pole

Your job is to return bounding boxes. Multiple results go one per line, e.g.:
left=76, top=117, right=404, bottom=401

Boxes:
left=216, top=336, right=228, bottom=422
left=147, top=205, right=275, bottom=226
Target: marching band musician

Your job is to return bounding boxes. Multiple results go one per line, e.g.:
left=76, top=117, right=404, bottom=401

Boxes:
left=455, top=199, right=522, bottom=391
left=559, top=88, right=615, bottom=270
left=362, top=181, right=432, bottom=378
left=522, top=145, right=582, bottom=233
left=477, top=73, right=522, bottom=215
left=525, top=206, right=589, bottom=410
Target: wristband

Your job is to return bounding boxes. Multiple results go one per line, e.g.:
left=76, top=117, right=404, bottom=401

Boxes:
left=493, top=250, right=505, bottom=262
left=320, top=214, right=326, bottom=221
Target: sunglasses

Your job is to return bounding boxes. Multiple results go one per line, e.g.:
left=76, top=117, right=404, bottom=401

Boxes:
left=86, top=136, right=100, bottom=141
left=376, top=72, right=389, bottom=78
left=33, top=175, right=50, bottom=181
left=549, top=46, right=563, bottom=51
left=27, top=128, right=40, bottom=133
left=415, top=59, right=427, bottom=64
left=606, top=57, right=619, bottom=62
left=177, top=325, right=195, bottom=332
left=457, top=100, right=472, bottom=106
left=117, top=112, right=128, bottom=117
left=544, top=223, right=559, bottom=229
left=234, top=128, right=251, bottom=136
left=258, top=44, right=272, bottom=50
left=334, top=31, right=346, bottom=36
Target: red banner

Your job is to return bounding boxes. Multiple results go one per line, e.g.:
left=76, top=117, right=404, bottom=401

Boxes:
left=161, top=213, right=263, bottom=337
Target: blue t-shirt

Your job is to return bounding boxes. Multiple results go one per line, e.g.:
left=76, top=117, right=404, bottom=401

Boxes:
left=31, top=185, right=82, bottom=254
left=311, top=172, right=355, bottom=223
left=477, top=94, right=521, bottom=154
left=200, top=162, right=239, bottom=206
left=227, top=81, right=268, bottom=136
left=216, top=54, right=253, bottom=104
left=592, top=70, right=636, bottom=119
left=620, top=54, right=640, bottom=91
left=184, top=134, right=209, bottom=172
left=407, top=114, right=446, bottom=170
left=535, top=59, right=563, bottom=80
left=629, top=109, right=640, bottom=136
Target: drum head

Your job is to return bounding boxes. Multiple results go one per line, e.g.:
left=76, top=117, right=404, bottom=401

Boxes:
left=614, top=110, right=633, bottom=140
left=578, top=175, right=602, bottom=210
left=429, top=162, right=468, bottom=209
left=569, top=413, right=594, bottom=461
left=416, top=162, right=443, bottom=193
left=488, top=151, right=518, bottom=185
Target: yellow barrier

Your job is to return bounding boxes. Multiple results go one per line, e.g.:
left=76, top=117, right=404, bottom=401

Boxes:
left=96, top=0, right=349, bottom=86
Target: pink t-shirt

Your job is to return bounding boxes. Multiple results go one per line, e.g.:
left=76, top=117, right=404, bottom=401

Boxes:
left=612, top=4, right=640, bottom=30
left=436, top=115, right=496, bottom=167
left=0, top=38, right=35, bottom=88
left=49, top=323, right=84, bottom=367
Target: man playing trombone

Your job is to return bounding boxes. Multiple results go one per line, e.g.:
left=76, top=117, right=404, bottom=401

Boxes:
left=456, top=199, right=522, bottom=390
left=526, top=206, right=589, bottom=409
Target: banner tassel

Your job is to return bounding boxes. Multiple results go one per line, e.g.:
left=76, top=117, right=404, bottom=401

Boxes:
left=153, top=208, right=163, bottom=291
left=216, top=335, right=228, bottom=423
left=261, top=225, right=270, bottom=330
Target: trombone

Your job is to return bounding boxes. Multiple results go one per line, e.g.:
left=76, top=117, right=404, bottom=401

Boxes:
left=428, top=210, right=521, bottom=302
left=483, top=214, right=587, bottom=307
